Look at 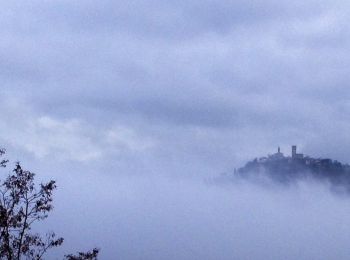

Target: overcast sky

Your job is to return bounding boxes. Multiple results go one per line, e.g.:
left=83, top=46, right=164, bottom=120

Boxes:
left=1, top=1, right=350, bottom=259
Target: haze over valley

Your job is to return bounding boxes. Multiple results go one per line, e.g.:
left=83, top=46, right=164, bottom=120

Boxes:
left=2, top=0, right=350, bottom=259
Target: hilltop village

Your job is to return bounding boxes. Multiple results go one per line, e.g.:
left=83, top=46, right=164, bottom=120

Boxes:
left=237, top=146, right=350, bottom=184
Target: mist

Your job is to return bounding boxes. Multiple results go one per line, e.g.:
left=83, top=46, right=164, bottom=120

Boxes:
left=38, top=169, right=350, bottom=260
left=2, top=0, right=350, bottom=259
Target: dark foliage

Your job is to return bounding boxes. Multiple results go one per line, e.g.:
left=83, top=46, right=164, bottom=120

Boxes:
left=0, top=149, right=99, bottom=259
left=64, top=248, right=99, bottom=260
left=236, top=150, right=350, bottom=190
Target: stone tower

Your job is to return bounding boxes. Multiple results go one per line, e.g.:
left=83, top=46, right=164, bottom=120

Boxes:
left=292, top=145, right=297, bottom=158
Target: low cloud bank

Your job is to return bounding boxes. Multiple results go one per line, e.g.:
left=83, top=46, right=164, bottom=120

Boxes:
left=44, top=172, right=350, bottom=260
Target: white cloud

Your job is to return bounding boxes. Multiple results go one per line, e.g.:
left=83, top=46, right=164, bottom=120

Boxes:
left=0, top=97, right=154, bottom=162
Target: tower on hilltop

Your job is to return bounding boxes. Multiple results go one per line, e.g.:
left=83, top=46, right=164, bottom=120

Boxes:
left=292, top=145, right=303, bottom=159
left=292, top=145, right=297, bottom=158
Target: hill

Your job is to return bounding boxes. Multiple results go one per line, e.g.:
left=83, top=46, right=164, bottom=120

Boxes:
left=235, top=146, right=350, bottom=187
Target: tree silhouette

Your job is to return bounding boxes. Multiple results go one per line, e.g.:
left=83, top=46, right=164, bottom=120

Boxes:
left=0, top=149, right=99, bottom=259
left=65, top=248, right=100, bottom=260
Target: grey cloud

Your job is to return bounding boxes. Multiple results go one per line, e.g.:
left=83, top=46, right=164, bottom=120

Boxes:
left=42, top=173, right=350, bottom=260
left=16, top=0, right=335, bottom=38
left=2, top=1, right=350, bottom=259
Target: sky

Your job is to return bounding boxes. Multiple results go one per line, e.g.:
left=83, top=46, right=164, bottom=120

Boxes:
left=1, top=0, right=350, bottom=259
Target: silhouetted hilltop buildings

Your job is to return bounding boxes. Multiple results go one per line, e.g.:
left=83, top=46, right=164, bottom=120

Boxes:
left=237, top=146, right=350, bottom=185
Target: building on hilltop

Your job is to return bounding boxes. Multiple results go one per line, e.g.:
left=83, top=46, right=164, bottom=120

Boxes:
left=269, top=146, right=284, bottom=160
left=292, top=145, right=303, bottom=159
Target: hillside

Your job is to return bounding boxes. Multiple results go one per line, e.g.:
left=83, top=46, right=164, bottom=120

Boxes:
left=236, top=146, right=350, bottom=186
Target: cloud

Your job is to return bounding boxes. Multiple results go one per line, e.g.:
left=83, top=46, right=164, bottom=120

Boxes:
left=0, top=97, right=154, bottom=162
left=1, top=0, right=350, bottom=169
left=44, top=173, right=350, bottom=260
left=1, top=1, right=350, bottom=259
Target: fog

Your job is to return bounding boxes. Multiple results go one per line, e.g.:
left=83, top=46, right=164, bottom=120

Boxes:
left=36, top=169, right=350, bottom=260
left=2, top=0, right=350, bottom=259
